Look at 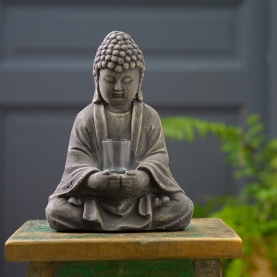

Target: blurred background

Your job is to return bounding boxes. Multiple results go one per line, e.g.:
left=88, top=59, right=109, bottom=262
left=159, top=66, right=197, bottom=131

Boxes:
left=1, top=0, right=277, bottom=276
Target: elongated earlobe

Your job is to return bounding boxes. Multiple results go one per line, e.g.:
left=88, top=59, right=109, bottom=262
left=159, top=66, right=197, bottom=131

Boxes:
left=92, top=82, right=103, bottom=103
left=136, top=82, right=143, bottom=102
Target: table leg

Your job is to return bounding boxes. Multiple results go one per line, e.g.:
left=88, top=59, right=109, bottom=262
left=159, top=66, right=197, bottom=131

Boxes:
left=27, top=262, right=55, bottom=277
left=193, top=259, right=222, bottom=277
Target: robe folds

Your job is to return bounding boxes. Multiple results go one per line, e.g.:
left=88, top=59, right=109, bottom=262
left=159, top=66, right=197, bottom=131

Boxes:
left=46, top=100, right=193, bottom=231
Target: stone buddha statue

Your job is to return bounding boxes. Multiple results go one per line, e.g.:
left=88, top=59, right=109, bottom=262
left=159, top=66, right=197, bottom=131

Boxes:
left=46, top=31, right=193, bottom=231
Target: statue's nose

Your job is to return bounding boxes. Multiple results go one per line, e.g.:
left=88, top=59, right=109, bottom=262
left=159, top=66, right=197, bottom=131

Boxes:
left=114, top=80, right=122, bottom=91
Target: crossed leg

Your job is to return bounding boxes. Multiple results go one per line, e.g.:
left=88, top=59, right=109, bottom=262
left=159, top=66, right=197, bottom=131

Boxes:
left=151, top=192, right=194, bottom=231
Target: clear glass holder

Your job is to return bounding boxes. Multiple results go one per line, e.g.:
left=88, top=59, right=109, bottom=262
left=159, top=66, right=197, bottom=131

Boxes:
left=102, top=139, right=131, bottom=174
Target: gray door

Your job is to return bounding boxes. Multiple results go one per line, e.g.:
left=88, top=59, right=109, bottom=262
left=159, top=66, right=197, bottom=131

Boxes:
left=1, top=0, right=274, bottom=276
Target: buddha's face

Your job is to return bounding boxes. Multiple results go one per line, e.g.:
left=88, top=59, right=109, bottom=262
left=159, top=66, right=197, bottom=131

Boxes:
left=99, top=68, right=140, bottom=111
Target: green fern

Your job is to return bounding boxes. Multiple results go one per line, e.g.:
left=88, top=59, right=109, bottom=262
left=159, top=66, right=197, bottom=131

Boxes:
left=161, top=114, right=277, bottom=276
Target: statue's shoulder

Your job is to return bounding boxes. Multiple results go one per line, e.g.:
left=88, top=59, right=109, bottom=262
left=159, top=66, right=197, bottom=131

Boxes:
left=72, top=103, right=96, bottom=130
left=76, top=103, right=95, bottom=120
left=142, top=102, right=160, bottom=124
left=142, top=102, right=159, bottom=117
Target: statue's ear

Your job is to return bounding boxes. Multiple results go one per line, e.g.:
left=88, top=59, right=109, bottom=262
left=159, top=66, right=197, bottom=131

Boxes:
left=136, top=81, right=143, bottom=102
left=92, top=81, right=102, bottom=103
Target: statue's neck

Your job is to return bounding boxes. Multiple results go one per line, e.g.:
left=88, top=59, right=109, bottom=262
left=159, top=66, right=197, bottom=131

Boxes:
left=105, top=108, right=132, bottom=140
left=104, top=102, right=133, bottom=113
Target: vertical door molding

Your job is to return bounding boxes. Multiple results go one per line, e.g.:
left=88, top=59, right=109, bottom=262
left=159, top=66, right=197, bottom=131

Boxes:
left=267, top=0, right=277, bottom=138
left=0, top=1, right=3, bottom=60
left=0, top=110, right=5, bottom=277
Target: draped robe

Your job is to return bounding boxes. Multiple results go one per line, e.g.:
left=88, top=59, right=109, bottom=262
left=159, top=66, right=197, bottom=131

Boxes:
left=46, top=100, right=193, bottom=231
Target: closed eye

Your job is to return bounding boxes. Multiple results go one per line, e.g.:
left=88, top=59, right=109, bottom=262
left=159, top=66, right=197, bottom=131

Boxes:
left=122, top=76, right=133, bottom=83
left=104, top=76, right=115, bottom=83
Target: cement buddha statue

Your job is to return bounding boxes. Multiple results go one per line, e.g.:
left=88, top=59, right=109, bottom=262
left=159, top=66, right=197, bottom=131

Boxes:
left=46, top=31, right=193, bottom=231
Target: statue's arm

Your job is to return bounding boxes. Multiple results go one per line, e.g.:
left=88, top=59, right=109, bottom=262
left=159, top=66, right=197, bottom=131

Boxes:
left=58, top=112, right=102, bottom=194
left=135, top=106, right=182, bottom=193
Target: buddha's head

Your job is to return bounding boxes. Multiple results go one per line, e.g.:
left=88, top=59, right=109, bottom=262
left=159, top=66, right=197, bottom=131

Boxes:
left=92, top=31, right=145, bottom=106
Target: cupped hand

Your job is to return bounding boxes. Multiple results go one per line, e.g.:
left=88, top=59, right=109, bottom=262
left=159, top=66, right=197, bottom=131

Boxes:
left=121, top=170, right=150, bottom=196
left=87, top=170, right=121, bottom=197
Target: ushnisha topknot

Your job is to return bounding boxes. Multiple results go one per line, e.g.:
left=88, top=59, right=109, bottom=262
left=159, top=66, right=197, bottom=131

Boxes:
left=93, top=31, right=145, bottom=83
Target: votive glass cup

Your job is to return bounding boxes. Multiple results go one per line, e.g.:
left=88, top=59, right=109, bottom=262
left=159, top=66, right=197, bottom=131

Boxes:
left=102, top=139, right=131, bottom=174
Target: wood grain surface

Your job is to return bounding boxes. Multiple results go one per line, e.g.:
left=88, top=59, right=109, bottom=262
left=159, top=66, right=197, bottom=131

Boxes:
left=5, top=218, right=242, bottom=262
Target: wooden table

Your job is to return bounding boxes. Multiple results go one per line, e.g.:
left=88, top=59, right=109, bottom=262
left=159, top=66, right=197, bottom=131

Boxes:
left=5, top=218, right=242, bottom=277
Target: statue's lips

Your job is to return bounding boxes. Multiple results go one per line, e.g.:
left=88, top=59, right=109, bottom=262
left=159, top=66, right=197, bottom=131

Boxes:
left=112, top=92, right=124, bottom=98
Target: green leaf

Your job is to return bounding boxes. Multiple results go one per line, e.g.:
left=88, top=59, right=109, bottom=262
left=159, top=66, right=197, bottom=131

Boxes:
left=247, top=114, right=260, bottom=125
